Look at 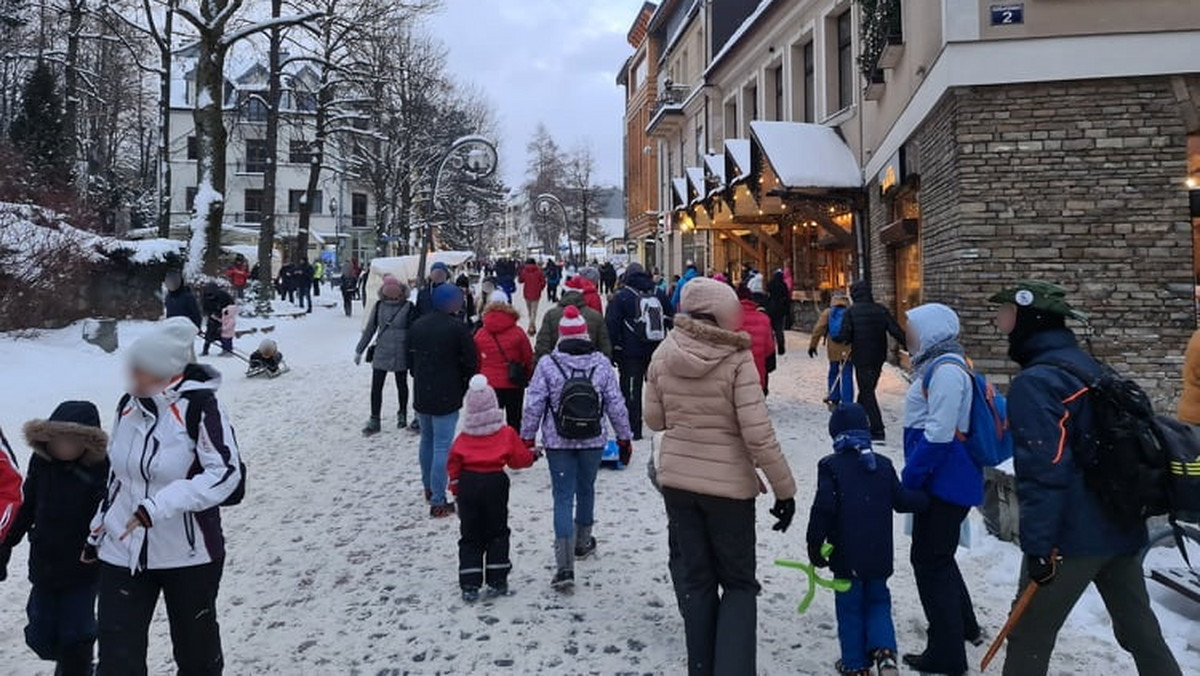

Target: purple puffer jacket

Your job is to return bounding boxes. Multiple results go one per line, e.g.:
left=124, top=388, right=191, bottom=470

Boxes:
left=520, top=343, right=632, bottom=449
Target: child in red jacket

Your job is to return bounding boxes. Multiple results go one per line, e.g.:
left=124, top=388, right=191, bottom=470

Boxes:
left=0, top=426, right=20, bottom=544
left=738, top=292, right=777, bottom=395
left=448, top=375, right=536, bottom=602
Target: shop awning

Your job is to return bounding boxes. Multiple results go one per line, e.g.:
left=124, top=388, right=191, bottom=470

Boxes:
left=703, top=154, right=726, bottom=198
left=748, top=121, right=862, bottom=190
left=724, top=139, right=752, bottom=185
left=686, top=167, right=707, bottom=206
left=671, top=178, right=690, bottom=210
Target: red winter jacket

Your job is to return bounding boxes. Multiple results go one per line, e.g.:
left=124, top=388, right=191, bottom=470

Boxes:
left=475, top=304, right=534, bottom=390
left=0, top=427, right=22, bottom=542
left=565, top=276, right=602, bottom=313
left=519, top=264, right=546, bottom=301
left=447, top=425, right=536, bottom=495
left=739, top=299, right=775, bottom=388
left=226, top=264, right=250, bottom=289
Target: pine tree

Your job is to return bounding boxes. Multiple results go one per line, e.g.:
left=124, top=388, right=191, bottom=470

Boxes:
left=10, top=61, right=69, bottom=186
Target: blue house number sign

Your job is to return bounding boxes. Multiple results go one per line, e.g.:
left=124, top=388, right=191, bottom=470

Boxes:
left=991, top=4, right=1024, bottom=25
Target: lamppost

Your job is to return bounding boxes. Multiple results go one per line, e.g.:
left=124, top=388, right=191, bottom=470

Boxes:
left=534, top=193, right=569, bottom=261
left=329, top=197, right=341, bottom=265
left=416, top=135, right=498, bottom=282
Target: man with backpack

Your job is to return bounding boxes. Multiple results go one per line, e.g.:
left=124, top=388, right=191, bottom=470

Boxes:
left=809, top=290, right=854, bottom=407
left=605, top=263, right=672, bottom=440
left=834, top=281, right=906, bottom=442
left=991, top=281, right=1181, bottom=676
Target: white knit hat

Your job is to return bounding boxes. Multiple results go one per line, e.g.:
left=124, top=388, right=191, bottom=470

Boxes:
left=558, top=305, right=589, bottom=341
left=129, top=317, right=198, bottom=379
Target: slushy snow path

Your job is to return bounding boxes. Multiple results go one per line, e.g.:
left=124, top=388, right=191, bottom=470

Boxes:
left=1, top=293, right=1198, bottom=674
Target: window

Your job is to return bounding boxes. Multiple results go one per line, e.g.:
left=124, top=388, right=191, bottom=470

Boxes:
left=288, top=190, right=323, bottom=214
left=772, top=66, right=784, bottom=121
left=289, top=140, right=313, bottom=165
left=238, top=90, right=268, bottom=121
left=243, top=189, right=264, bottom=223
left=351, top=193, right=368, bottom=228
left=724, top=99, right=738, bottom=141
left=837, top=11, right=854, bottom=111
left=245, top=139, right=269, bottom=173
left=804, top=42, right=816, bottom=122
left=186, top=136, right=198, bottom=161
left=293, top=90, right=318, bottom=112
left=694, top=124, right=704, bottom=164
left=184, top=186, right=198, bottom=212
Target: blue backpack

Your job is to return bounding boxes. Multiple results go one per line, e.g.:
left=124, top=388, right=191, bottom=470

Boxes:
left=828, top=306, right=847, bottom=340
left=922, top=356, right=1014, bottom=468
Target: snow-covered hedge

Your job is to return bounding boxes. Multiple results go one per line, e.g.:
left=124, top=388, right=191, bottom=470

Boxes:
left=0, top=202, right=185, bottom=330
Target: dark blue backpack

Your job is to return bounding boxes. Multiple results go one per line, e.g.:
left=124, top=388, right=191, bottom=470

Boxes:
left=922, top=356, right=1014, bottom=468
left=828, top=306, right=847, bottom=340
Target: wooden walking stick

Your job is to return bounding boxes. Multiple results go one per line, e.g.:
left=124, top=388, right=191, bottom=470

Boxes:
left=980, top=577, right=1042, bottom=671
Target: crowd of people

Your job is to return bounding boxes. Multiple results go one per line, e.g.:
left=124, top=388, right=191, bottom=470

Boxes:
left=0, top=249, right=1192, bottom=676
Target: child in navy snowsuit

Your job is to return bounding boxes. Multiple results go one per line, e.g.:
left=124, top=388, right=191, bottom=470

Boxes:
left=0, top=402, right=110, bottom=676
left=806, top=404, right=928, bottom=676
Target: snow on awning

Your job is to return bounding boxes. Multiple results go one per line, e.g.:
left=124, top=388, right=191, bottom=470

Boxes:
left=724, top=139, right=752, bottom=185
left=685, top=167, right=706, bottom=205
left=703, top=154, right=726, bottom=197
left=671, top=178, right=690, bottom=210
left=748, top=121, right=863, bottom=190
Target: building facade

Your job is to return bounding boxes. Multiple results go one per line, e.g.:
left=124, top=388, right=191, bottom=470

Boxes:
left=618, top=3, right=661, bottom=268
left=622, top=0, right=1200, bottom=406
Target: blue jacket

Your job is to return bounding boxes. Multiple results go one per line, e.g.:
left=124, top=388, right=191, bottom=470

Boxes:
left=1008, top=328, right=1148, bottom=558
left=807, top=450, right=927, bottom=579
left=670, top=268, right=699, bottom=311
left=165, top=286, right=202, bottom=329
left=605, top=271, right=674, bottom=361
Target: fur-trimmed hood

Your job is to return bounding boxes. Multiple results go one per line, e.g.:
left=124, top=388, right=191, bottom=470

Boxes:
left=661, top=315, right=752, bottom=379
left=24, top=419, right=108, bottom=466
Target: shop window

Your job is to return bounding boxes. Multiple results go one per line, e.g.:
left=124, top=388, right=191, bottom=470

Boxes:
left=890, top=190, right=922, bottom=329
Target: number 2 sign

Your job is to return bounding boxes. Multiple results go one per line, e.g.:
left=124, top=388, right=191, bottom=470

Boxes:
left=991, top=4, right=1025, bottom=25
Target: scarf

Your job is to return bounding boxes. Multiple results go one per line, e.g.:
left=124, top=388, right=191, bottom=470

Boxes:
left=911, top=338, right=965, bottom=375
left=833, top=430, right=877, bottom=471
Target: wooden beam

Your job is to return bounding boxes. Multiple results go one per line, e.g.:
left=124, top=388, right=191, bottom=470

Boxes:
left=751, top=225, right=787, bottom=257
left=723, top=232, right=760, bottom=261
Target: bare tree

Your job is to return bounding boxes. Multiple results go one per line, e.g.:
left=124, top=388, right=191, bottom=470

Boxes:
left=564, top=144, right=598, bottom=262
left=257, top=0, right=283, bottom=295
left=524, top=123, right=566, bottom=255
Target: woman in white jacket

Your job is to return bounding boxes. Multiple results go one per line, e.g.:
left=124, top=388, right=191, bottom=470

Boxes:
left=90, top=317, right=242, bottom=675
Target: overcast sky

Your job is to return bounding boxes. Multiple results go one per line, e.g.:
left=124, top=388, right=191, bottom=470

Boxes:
left=429, top=0, right=649, bottom=190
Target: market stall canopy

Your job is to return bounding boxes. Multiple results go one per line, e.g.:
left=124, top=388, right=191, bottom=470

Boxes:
left=748, top=121, right=863, bottom=190
left=703, top=153, right=726, bottom=198
left=671, top=178, right=690, bottom=210
left=686, top=167, right=707, bottom=206
left=364, top=251, right=474, bottom=317
left=724, top=139, right=752, bottom=185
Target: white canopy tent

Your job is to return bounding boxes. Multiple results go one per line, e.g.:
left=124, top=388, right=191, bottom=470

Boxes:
left=363, top=251, right=475, bottom=307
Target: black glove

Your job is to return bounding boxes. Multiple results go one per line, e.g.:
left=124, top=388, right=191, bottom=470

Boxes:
left=807, top=348, right=818, bottom=359
left=770, top=498, right=796, bottom=533
left=808, top=542, right=829, bottom=569
left=0, top=545, right=10, bottom=581
left=1026, top=554, right=1057, bottom=585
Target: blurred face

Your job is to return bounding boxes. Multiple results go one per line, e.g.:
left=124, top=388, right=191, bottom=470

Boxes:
left=996, top=304, right=1018, bottom=335
left=431, top=269, right=448, bottom=285
left=129, top=366, right=171, bottom=398
left=47, top=439, right=86, bottom=462
left=165, top=275, right=181, bottom=292
left=906, top=323, right=921, bottom=355
left=716, top=304, right=745, bottom=332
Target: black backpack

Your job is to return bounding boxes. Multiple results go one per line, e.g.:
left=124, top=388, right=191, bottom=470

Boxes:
left=118, top=391, right=247, bottom=507
left=548, top=355, right=603, bottom=440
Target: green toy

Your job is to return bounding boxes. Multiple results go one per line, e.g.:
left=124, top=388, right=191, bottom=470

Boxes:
left=774, top=543, right=852, bottom=614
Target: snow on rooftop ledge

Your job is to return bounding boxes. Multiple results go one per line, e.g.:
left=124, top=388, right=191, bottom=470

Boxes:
left=749, top=121, right=863, bottom=190
left=724, top=139, right=752, bottom=181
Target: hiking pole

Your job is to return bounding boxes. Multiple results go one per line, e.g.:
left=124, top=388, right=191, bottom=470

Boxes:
left=981, top=549, right=1057, bottom=672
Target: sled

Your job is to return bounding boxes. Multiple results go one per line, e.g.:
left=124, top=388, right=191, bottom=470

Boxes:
left=1142, top=524, right=1200, bottom=604
left=600, top=439, right=626, bottom=470
left=245, top=361, right=290, bottom=379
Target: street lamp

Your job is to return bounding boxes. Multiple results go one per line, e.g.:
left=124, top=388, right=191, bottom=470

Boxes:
left=329, top=197, right=340, bottom=265
left=416, top=135, right=499, bottom=282
left=534, top=193, right=569, bottom=261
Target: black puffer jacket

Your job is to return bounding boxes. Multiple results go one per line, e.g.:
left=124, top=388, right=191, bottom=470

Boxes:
left=407, top=310, right=479, bottom=416
left=834, top=281, right=906, bottom=367
left=165, top=286, right=203, bottom=328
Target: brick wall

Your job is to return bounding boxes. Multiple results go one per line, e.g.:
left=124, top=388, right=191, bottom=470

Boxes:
left=869, top=76, right=1195, bottom=409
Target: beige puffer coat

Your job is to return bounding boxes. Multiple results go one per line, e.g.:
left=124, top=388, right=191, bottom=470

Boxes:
left=645, top=316, right=796, bottom=501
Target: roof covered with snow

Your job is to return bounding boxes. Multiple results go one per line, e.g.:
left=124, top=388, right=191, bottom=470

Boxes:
left=724, top=139, right=752, bottom=183
left=671, top=178, right=689, bottom=209
left=685, top=167, right=707, bottom=204
left=749, top=121, right=863, bottom=189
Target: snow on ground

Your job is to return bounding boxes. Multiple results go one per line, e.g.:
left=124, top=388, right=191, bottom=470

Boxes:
left=1, top=289, right=1199, bottom=675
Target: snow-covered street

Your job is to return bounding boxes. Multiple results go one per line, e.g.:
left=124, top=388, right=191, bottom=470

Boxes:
left=2, top=298, right=1199, bottom=675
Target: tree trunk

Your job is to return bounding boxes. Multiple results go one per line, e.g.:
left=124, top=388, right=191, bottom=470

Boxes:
left=63, top=0, right=84, bottom=180
left=258, top=0, right=283, bottom=295
left=294, top=25, right=332, bottom=264
left=157, top=1, right=175, bottom=238
left=193, top=30, right=229, bottom=275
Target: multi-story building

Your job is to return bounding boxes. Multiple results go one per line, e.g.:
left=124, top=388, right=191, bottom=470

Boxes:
left=617, top=3, right=661, bottom=268
left=168, top=53, right=376, bottom=265
left=624, top=0, right=1200, bottom=405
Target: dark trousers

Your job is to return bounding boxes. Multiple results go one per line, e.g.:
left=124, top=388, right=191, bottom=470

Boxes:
left=855, top=364, right=885, bottom=438
left=1003, top=555, right=1181, bottom=676
left=663, top=487, right=760, bottom=676
left=370, top=369, right=409, bottom=419
left=97, top=561, right=224, bottom=676
left=25, top=582, right=98, bottom=674
left=910, top=498, right=978, bottom=673
left=341, top=291, right=354, bottom=317
left=457, top=471, right=511, bottom=591
left=284, top=285, right=295, bottom=303
left=296, top=284, right=312, bottom=312
left=312, top=278, right=321, bottom=297
left=835, top=577, right=897, bottom=671
left=770, top=314, right=786, bottom=355
left=201, top=319, right=221, bottom=356
left=618, top=357, right=649, bottom=439
left=547, top=284, right=559, bottom=302
left=494, top=388, right=525, bottom=431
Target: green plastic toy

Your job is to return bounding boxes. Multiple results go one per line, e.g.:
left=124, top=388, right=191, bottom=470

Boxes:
left=774, top=543, right=852, bottom=614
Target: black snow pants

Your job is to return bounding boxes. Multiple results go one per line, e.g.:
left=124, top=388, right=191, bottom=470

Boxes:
left=855, top=363, right=885, bottom=439
left=97, top=561, right=224, bottom=676
left=910, top=497, right=979, bottom=675
left=457, top=471, right=512, bottom=591
left=663, top=487, right=760, bottom=676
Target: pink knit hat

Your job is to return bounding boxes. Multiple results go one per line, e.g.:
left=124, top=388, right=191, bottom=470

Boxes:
left=461, top=374, right=505, bottom=437
left=558, top=305, right=589, bottom=341
left=380, top=275, right=405, bottom=301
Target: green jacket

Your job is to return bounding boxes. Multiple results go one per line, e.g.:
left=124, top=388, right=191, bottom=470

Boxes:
left=535, top=293, right=612, bottom=362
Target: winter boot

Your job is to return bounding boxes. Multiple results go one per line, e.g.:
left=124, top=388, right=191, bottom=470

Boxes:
left=485, top=583, right=509, bottom=599
left=362, top=417, right=382, bottom=436
left=552, top=538, right=575, bottom=591
left=430, top=503, right=456, bottom=518
left=397, top=412, right=407, bottom=430
left=461, top=588, right=480, bottom=604
left=409, top=418, right=421, bottom=433
left=54, top=642, right=94, bottom=676
left=870, top=649, right=899, bottom=676
left=574, top=524, right=597, bottom=559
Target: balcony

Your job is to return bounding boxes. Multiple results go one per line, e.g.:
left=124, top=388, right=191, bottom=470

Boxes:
left=646, top=81, right=693, bottom=138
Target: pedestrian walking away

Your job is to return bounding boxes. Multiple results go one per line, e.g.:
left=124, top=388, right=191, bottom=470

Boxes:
left=605, top=262, right=673, bottom=440
left=766, top=269, right=790, bottom=355
left=338, top=267, right=359, bottom=317
left=990, top=281, right=1182, bottom=676
left=737, top=288, right=776, bottom=396
left=534, top=287, right=612, bottom=362
left=645, top=277, right=797, bottom=676
left=475, top=302, right=534, bottom=431
left=448, top=375, right=536, bottom=602
left=521, top=305, right=632, bottom=591
left=355, top=276, right=415, bottom=435
left=163, top=271, right=202, bottom=329
left=200, top=283, right=235, bottom=357
left=519, top=259, right=546, bottom=335
left=810, top=290, right=854, bottom=407
left=834, top=281, right=906, bottom=442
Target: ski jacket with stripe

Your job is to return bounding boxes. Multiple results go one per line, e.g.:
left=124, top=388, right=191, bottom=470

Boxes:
left=91, top=364, right=241, bottom=572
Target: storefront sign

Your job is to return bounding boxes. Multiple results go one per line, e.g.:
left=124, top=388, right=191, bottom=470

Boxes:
left=877, top=151, right=902, bottom=197
left=990, top=4, right=1024, bottom=26
left=663, top=211, right=673, bottom=236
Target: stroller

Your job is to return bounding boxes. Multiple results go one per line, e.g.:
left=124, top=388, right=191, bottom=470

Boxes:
left=245, top=339, right=290, bottom=378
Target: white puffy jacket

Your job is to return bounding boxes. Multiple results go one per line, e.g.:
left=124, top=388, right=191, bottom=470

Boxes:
left=91, top=364, right=241, bottom=571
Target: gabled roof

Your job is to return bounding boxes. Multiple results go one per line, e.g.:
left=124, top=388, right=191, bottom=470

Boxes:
left=626, top=2, right=658, bottom=48
left=724, top=139, right=752, bottom=184
left=703, top=153, right=726, bottom=197
left=671, top=178, right=690, bottom=210
left=685, top=167, right=706, bottom=205
left=748, top=121, right=862, bottom=189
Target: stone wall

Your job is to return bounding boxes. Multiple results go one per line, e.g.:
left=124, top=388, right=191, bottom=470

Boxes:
left=869, top=75, right=1196, bottom=409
